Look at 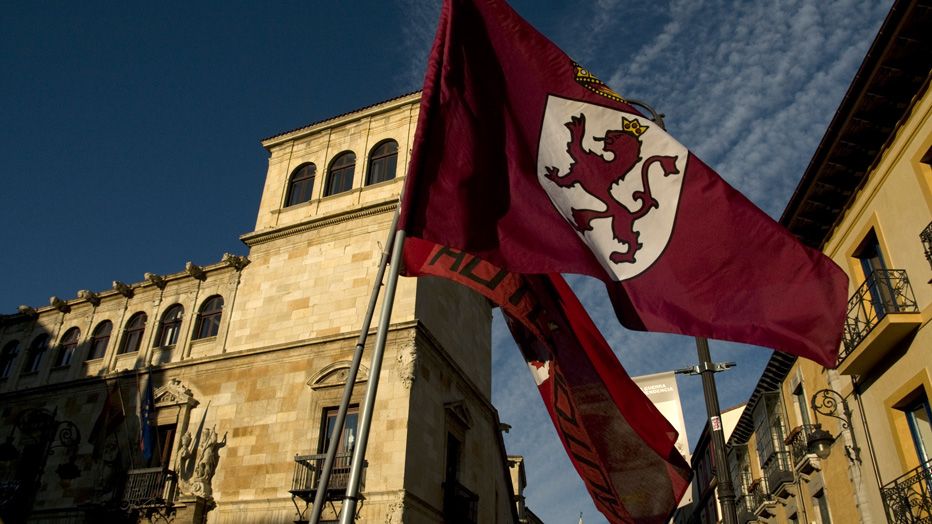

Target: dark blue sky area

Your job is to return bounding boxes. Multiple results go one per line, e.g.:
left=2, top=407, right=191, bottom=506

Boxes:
left=1, top=2, right=439, bottom=311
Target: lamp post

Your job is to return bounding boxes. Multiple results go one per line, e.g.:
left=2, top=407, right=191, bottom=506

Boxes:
left=809, top=388, right=861, bottom=463
left=676, top=338, right=738, bottom=524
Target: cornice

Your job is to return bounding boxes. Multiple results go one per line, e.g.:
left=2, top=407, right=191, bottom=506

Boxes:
left=260, top=92, right=421, bottom=149
left=240, top=200, right=398, bottom=247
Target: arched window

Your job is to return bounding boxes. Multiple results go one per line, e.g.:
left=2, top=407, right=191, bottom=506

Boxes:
left=325, top=152, right=356, bottom=196
left=119, top=312, right=147, bottom=354
left=1, top=340, right=19, bottom=379
left=366, top=140, right=398, bottom=185
left=54, top=327, right=81, bottom=367
left=23, top=334, right=49, bottom=374
left=87, top=320, right=112, bottom=361
left=155, top=304, right=184, bottom=348
left=193, top=295, right=224, bottom=340
left=285, top=163, right=316, bottom=207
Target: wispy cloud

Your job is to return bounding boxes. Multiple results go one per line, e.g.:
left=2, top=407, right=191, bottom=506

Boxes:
left=492, top=1, right=887, bottom=522
left=395, top=0, right=442, bottom=92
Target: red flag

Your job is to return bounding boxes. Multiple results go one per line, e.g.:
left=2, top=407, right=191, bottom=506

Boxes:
left=404, top=239, right=691, bottom=523
left=398, top=0, right=847, bottom=366
left=89, top=383, right=125, bottom=456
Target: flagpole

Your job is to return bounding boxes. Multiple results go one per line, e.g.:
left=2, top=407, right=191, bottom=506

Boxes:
left=339, top=228, right=406, bottom=524
left=308, top=208, right=400, bottom=524
left=694, top=337, right=738, bottom=524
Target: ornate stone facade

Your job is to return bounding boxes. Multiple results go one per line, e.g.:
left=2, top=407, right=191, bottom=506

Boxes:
left=0, top=93, right=519, bottom=523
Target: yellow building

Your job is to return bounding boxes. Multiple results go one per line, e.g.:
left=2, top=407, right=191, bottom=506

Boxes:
left=0, top=93, right=522, bottom=523
left=724, top=0, right=932, bottom=523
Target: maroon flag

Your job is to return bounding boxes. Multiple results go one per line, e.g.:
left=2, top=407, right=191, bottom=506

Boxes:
left=89, top=383, right=125, bottom=456
left=404, top=239, right=691, bottom=523
left=398, top=0, right=847, bottom=366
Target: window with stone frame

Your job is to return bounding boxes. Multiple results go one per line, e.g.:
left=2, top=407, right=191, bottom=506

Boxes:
left=192, top=295, right=224, bottom=340
left=118, top=312, right=147, bottom=354
left=1, top=340, right=19, bottom=378
left=319, top=405, right=359, bottom=455
left=23, top=334, right=49, bottom=374
left=87, top=320, right=112, bottom=361
left=154, top=304, right=184, bottom=348
left=365, top=140, right=398, bottom=185
left=285, top=163, right=316, bottom=207
left=325, top=151, right=355, bottom=196
left=54, top=327, right=80, bottom=367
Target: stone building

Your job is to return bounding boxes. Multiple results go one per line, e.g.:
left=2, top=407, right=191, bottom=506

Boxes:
left=700, top=1, right=932, bottom=523
left=0, top=92, right=521, bottom=523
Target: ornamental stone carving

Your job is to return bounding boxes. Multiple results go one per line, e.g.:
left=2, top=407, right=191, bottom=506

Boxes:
left=154, top=378, right=199, bottom=409
left=49, top=296, right=71, bottom=313
left=185, top=262, right=206, bottom=280
left=145, top=272, right=167, bottom=289
left=309, top=361, right=369, bottom=390
left=112, top=280, right=134, bottom=298
left=221, top=253, right=250, bottom=271
left=77, top=289, right=101, bottom=306
left=182, top=425, right=227, bottom=499
left=17, top=305, right=37, bottom=317
left=396, top=342, right=417, bottom=390
left=387, top=498, right=407, bottom=524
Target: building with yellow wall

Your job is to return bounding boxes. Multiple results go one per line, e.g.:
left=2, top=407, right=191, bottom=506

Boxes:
left=720, top=1, right=932, bottom=523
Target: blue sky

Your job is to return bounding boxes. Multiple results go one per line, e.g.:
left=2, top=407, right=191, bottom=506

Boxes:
left=1, top=1, right=889, bottom=522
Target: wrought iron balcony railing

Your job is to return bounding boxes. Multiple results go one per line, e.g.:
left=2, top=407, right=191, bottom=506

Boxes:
left=123, top=467, right=176, bottom=510
left=840, top=269, right=918, bottom=363
left=748, top=477, right=776, bottom=518
left=786, top=424, right=823, bottom=473
left=736, top=489, right=757, bottom=524
left=763, top=450, right=794, bottom=497
left=881, top=458, right=932, bottom=524
left=921, top=222, right=932, bottom=271
left=443, top=480, right=479, bottom=524
left=290, top=452, right=364, bottom=503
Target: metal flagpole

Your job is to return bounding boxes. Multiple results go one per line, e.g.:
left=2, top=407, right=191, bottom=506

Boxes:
left=339, top=229, right=406, bottom=524
left=677, top=337, right=739, bottom=524
left=308, top=208, right=400, bottom=524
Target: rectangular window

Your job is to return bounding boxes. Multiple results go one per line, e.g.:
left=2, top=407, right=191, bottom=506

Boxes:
left=854, top=230, right=893, bottom=318
left=146, top=424, right=176, bottom=469
left=905, top=394, right=932, bottom=465
left=793, top=383, right=811, bottom=426
left=813, top=489, right=832, bottom=524
left=319, top=406, right=358, bottom=455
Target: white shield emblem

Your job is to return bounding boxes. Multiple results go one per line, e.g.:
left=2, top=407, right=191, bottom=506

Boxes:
left=538, top=95, right=688, bottom=281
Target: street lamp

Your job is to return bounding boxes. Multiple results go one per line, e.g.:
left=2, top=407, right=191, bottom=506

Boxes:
left=807, top=427, right=835, bottom=460
left=809, top=388, right=862, bottom=463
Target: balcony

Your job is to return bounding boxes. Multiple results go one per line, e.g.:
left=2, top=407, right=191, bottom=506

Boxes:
left=763, top=450, right=794, bottom=500
left=123, top=467, right=176, bottom=510
left=786, top=424, right=824, bottom=477
left=749, top=478, right=776, bottom=519
left=881, top=458, right=932, bottom=524
left=443, top=480, right=479, bottom=524
left=736, top=489, right=758, bottom=524
left=290, top=452, right=366, bottom=506
left=838, top=269, right=920, bottom=376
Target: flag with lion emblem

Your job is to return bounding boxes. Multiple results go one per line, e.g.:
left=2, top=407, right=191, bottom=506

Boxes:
left=398, top=0, right=847, bottom=368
